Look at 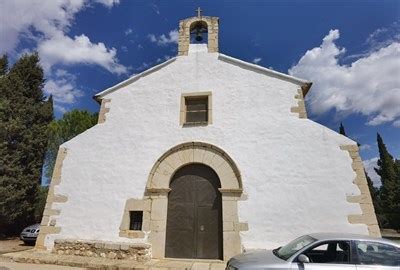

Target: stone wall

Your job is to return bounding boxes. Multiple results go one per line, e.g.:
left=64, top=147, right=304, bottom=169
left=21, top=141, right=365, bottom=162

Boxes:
left=53, top=239, right=151, bottom=262
left=340, top=144, right=381, bottom=237
left=54, top=46, right=370, bottom=251
left=35, top=147, right=68, bottom=250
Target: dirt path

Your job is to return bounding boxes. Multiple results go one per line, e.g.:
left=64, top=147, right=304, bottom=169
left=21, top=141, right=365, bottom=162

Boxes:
left=0, top=238, right=33, bottom=255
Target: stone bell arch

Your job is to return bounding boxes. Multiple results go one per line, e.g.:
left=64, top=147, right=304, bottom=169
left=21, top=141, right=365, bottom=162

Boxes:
left=178, top=8, right=219, bottom=55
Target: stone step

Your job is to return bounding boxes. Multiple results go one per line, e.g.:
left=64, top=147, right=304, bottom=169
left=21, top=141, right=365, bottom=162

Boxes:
left=1, top=250, right=226, bottom=270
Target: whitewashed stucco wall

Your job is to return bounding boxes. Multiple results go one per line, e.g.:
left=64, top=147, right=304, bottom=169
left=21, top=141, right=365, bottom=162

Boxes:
left=47, top=45, right=367, bottom=250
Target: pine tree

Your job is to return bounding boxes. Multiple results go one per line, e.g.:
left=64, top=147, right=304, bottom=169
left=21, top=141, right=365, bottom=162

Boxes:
left=0, top=53, right=53, bottom=235
left=339, top=122, right=346, bottom=136
left=0, top=55, right=8, bottom=76
left=374, top=133, right=400, bottom=229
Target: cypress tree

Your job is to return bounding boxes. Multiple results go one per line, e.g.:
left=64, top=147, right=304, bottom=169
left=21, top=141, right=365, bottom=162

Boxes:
left=339, top=122, right=346, bottom=136
left=374, top=133, right=400, bottom=229
left=0, top=53, right=53, bottom=235
left=366, top=172, right=377, bottom=203
left=394, top=159, right=400, bottom=228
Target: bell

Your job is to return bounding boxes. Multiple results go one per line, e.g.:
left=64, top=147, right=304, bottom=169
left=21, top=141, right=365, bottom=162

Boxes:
left=195, top=29, right=203, bottom=42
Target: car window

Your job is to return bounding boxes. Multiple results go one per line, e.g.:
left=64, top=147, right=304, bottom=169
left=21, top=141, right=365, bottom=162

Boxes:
left=277, top=235, right=316, bottom=260
left=302, top=241, right=351, bottom=264
left=312, top=243, right=328, bottom=251
left=355, top=241, right=400, bottom=266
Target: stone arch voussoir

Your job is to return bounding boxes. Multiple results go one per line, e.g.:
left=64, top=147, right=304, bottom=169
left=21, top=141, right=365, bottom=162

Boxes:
left=146, top=142, right=242, bottom=192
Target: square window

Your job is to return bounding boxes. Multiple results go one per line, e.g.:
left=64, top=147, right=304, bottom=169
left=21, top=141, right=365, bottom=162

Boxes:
left=180, top=92, right=212, bottom=125
left=129, top=211, right=143, bottom=231
left=185, top=96, right=208, bottom=123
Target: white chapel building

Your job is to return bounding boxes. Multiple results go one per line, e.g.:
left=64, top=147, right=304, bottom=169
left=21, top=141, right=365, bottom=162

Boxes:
left=36, top=13, right=380, bottom=261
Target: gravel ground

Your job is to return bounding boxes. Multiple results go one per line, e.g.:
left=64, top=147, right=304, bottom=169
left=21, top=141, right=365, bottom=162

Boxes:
left=0, top=240, right=84, bottom=269
left=0, top=261, right=85, bottom=270
left=0, top=238, right=33, bottom=255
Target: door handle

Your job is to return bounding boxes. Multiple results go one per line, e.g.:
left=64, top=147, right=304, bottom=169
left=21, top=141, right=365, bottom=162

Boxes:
left=200, top=225, right=205, bottom=231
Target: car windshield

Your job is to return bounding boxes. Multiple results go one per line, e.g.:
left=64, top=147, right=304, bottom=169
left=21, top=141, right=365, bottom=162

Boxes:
left=275, top=235, right=317, bottom=260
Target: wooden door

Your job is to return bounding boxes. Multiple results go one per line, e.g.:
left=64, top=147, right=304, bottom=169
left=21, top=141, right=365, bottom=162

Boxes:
left=165, top=164, right=222, bottom=259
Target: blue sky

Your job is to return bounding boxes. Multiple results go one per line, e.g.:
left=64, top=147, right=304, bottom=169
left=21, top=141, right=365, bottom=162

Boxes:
left=1, top=0, right=399, bottom=185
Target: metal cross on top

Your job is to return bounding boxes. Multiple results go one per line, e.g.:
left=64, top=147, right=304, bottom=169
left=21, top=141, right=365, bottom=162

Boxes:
left=196, top=7, right=202, bottom=17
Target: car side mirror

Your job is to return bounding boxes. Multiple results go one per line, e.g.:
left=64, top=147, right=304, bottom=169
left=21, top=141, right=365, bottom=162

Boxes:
left=298, top=254, right=310, bottom=263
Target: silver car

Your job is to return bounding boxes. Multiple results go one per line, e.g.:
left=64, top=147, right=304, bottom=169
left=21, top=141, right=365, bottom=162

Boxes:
left=20, top=223, right=40, bottom=244
left=226, top=233, right=400, bottom=270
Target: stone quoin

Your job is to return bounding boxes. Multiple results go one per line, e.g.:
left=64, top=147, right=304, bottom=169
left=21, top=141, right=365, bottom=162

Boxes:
left=36, top=10, right=380, bottom=262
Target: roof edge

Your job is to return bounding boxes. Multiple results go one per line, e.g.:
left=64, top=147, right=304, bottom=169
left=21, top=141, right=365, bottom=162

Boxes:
left=93, top=57, right=177, bottom=102
left=218, top=53, right=313, bottom=96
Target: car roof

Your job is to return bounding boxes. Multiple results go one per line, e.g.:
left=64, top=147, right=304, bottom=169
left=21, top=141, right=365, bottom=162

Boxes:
left=308, top=232, right=399, bottom=246
left=24, top=223, right=40, bottom=229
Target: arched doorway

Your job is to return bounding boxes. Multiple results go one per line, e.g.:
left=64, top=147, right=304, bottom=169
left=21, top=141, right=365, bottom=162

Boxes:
left=146, top=142, right=244, bottom=260
left=165, top=163, right=223, bottom=259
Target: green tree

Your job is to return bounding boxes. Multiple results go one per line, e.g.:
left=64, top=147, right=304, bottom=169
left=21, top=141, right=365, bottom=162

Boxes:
left=45, top=110, right=98, bottom=182
left=374, top=133, right=400, bottom=229
left=394, top=158, right=400, bottom=227
left=339, top=122, right=346, bottom=136
left=0, top=53, right=53, bottom=235
left=0, top=55, right=8, bottom=76
left=34, top=186, right=49, bottom=222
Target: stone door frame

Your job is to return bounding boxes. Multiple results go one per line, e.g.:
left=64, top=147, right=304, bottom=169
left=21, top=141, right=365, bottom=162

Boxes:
left=145, top=142, right=246, bottom=260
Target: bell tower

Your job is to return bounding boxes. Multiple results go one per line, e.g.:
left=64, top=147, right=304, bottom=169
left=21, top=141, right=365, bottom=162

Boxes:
left=178, top=8, right=219, bottom=55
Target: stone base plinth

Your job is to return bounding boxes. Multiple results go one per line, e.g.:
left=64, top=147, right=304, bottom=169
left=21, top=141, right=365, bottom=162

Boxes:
left=53, top=239, right=151, bottom=262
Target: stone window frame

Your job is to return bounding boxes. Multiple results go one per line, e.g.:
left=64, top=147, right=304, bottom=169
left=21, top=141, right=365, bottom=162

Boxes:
left=119, top=199, right=151, bottom=239
left=180, top=92, right=213, bottom=126
left=145, top=142, right=247, bottom=260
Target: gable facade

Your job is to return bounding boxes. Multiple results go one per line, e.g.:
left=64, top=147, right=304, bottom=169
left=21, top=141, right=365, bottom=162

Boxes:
left=36, top=13, right=380, bottom=262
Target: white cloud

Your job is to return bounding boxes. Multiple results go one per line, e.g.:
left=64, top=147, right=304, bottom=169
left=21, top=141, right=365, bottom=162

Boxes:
left=136, top=61, right=151, bottom=71
left=44, top=69, right=84, bottom=112
left=38, top=33, right=127, bottom=75
left=136, top=55, right=172, bottom=72
left=252, top=57, right=262, bottom=64
left=150, top=3, right=160, bottom=15
left=124, top=28, right=133, bottom=36
left=0, top=0, right=125, bottom=111
left=0, top=0, right=125, bottom=75
left=289, top=29, right=400, bottom=127
left=148, top=29, right=178, bottom=46
left=0, top=0, right=84, bottom=53
left=93, top=0, right=119, bottom=8
left=363, top=157, right=381, bottom=187
left=366, top=21, right=400, bottom=52
left=148, top=34, right=157, bottom=43
left=156, top=55, right=172, bottom=63
left=359, top=144, right=371, bottom=151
